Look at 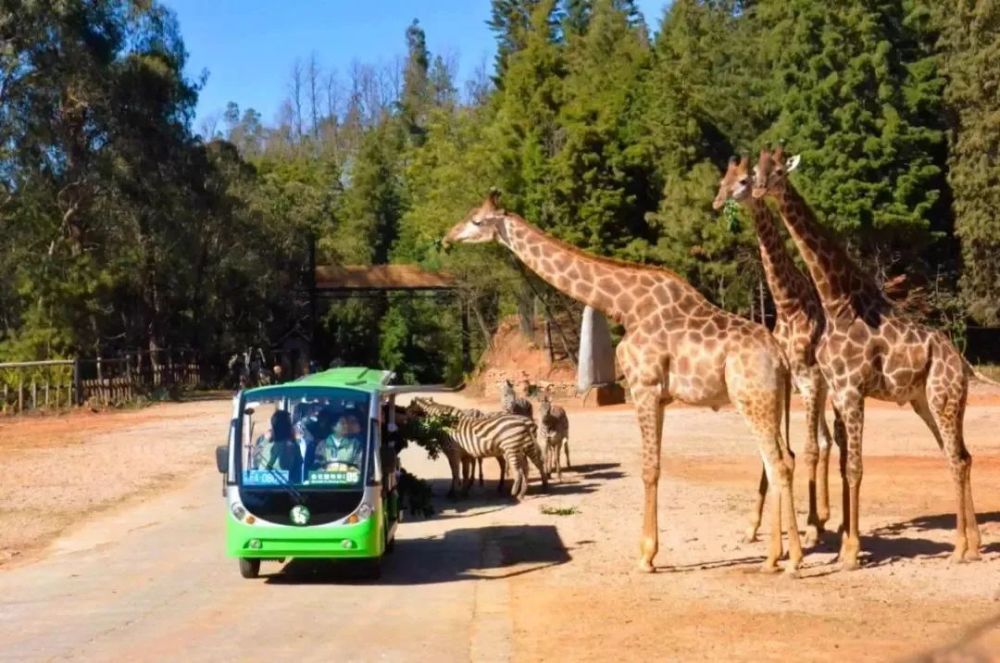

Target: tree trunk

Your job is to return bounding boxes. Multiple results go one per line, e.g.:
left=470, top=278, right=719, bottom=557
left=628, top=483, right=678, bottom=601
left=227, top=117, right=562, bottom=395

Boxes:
left=517, top=283, right=533, bottom=339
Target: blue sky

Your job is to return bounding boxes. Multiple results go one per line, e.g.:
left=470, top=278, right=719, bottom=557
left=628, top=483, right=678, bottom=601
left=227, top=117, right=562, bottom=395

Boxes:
left=164, top=1, right=672, bottom=132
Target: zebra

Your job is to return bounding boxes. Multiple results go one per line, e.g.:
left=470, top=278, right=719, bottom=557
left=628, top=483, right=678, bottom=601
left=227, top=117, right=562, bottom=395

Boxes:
left=409, top=398, right=507, bottom=491
left=500, top=379, right=533, bottom=420
left=407, top=397, right=547, bottom=500
left=538, top=391, right=571, bottom=480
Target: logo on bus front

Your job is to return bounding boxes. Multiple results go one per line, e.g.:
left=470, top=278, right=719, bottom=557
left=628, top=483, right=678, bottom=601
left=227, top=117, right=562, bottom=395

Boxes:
left=290, top=505, right=311, bottom=526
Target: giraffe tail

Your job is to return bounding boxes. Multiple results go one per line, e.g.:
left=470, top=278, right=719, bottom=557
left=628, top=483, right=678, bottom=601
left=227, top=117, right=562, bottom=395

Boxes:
left=783, top=362, right=792, bottom=459
left=963, top=357, right=1000, bottom=387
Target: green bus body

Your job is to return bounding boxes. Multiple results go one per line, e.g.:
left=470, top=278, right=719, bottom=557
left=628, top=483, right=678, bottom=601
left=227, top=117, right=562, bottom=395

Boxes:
left=216, top=367, right=403, bottom=578
left=226, top=499, right=388, bottom=559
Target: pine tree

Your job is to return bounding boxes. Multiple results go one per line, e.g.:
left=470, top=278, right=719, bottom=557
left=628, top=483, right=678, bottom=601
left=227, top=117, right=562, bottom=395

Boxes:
left=550, top=0, right=655, bottom=255
left=490, top=0, right=565, bottom=226
left=639, top=0, right=759, bottom=308
left=400, top=19, right=432, bottom=144
left=339, top=118, right=407, bottom=265
left=937, top=0, right=1000, bottom=324
left=754, top=0, right=947, bottom=275
left=488, top=0, right=546, bottom=83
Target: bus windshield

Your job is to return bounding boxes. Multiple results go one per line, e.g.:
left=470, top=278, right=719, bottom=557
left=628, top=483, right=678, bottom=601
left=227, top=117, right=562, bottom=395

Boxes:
left=237, top=387, right=371, bottom=490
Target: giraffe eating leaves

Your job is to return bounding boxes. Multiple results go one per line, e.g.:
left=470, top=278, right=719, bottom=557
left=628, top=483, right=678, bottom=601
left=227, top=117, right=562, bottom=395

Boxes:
left=714, top=156, right=834, bottom=546
left=444, top=189, right=804, bottom=575
left=752, top=146, right=981, bottom=570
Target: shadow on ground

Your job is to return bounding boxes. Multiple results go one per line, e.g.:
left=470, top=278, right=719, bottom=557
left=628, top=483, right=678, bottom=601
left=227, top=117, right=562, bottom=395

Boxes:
left=414, top=462, right=625, bottom=516
left=264, top=524, right=571, bottom=586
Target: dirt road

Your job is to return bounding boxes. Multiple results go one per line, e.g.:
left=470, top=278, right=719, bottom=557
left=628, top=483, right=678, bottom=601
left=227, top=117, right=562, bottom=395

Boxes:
left=1, top=393, right=1000, bottom=661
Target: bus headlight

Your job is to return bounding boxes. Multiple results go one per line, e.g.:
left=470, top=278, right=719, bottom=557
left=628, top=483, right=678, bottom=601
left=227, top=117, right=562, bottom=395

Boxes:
left=346, top=502, right=373, bottom=524
left=231, top=502, right=247, bottom=521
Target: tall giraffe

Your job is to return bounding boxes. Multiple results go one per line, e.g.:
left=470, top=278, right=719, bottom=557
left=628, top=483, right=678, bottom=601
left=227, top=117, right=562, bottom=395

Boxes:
left=714, top=156, right=833, bottom=545
left=753, top=146, right=981, bottom=570
left=444, top=190, right=804, bottom=574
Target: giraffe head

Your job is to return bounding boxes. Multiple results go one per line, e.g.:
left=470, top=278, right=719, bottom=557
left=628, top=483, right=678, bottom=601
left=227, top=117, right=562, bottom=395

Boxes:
left=712, top=155, right=754, bottom=210
left=751, top=146, right=801, bottom=199
left=443, top=188, right=508, bottom=247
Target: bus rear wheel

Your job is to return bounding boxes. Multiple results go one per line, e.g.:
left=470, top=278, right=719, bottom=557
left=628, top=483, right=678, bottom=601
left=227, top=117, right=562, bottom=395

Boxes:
left=239, top=558, right=261, bottom=579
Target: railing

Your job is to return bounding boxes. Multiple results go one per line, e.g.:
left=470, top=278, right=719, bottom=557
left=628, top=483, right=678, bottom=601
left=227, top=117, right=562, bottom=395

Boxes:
left=0, top=350, right=215, bottom=415
left=0, top=360, right=77, bottom=413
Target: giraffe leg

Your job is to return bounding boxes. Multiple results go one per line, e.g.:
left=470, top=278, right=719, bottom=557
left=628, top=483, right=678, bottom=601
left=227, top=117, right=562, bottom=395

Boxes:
left=800, top=379, right=823, bottom=545
left=834, top=393, right=864, bottom=571
left=815, top=381, right=833, bottom=535
left=832, top=407, right=848, bottom=535
left=741, top=398, right=802, bottom=576
left=915, top=381, right=980, bottom=563
left=632, top=386, right=664, bottom=573
left=743, top=465, right=768, bottom=544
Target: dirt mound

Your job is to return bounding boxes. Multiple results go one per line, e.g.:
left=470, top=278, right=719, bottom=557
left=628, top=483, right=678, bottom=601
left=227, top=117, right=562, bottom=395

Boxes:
left=470, top=315, right=579, bottom=401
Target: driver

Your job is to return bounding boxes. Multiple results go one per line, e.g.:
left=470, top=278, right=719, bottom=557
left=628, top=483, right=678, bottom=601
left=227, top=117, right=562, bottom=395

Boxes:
left=299, top=406, right=336, bottom=470
left=316, top=415, right=365, bottom=467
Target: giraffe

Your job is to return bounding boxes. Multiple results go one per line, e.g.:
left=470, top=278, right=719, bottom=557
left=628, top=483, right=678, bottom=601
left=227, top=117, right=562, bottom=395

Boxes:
left=443, top=189, right=804, bottom=574
left=714, top=156, right=833, bottom=545
left=752, top=146, right=981, bottom=570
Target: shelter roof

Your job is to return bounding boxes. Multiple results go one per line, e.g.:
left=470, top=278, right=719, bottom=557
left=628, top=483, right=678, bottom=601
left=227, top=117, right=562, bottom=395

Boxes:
left=314, top=264, right=456, bottom=291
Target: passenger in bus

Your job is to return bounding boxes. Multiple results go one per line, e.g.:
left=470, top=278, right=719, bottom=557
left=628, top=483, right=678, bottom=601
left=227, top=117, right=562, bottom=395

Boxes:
left=301, top=406, right=336, bottom=470
left=255, top=410, right=303, bottom=476
left=316, top=415, right=365, bottom=467
left=346, top=413, right=363, bottom=438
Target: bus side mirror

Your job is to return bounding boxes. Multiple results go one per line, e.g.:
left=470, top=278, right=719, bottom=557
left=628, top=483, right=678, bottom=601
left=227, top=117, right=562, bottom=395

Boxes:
left=216, top=445, right=229, bottom=474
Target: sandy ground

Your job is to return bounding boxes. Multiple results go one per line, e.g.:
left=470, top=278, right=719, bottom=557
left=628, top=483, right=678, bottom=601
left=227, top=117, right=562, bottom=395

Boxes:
left=0, top=396, right=234, bottom=567
left=1, top=388, right=999, bottom=661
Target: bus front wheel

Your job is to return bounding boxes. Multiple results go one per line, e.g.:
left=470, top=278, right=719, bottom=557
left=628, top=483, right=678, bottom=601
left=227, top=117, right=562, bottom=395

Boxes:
left=361, top=557, right=382, bottom=580
left=239, top=558, right=261, bottom=579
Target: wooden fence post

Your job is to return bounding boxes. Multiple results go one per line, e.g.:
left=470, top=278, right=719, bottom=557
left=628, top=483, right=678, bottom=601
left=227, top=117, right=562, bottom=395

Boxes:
left=73, top=358, right=83, bottom=406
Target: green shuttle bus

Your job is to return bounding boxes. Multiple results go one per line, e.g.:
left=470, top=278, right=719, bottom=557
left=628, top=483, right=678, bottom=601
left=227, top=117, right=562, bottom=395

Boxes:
left=215, top=367, right=413, bottom=579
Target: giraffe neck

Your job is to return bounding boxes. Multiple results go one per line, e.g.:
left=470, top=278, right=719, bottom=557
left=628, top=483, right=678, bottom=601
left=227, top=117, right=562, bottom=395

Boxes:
left=770, top=183, right=882, bottom=317
left=745, top=198, right=814, bottom=320
left=498, top=214, right=698, bottom=324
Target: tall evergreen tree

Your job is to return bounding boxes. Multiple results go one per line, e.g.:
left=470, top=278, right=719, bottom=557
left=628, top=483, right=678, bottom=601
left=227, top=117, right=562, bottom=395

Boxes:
left=400, top=19, right=431, bottom=144
left=490, top=0, right=565, bottom=226
left=937, top=0, right=1000, bottom=324
left=339, top=118, right=407, bottom=265
left=754, top=0, right=947, bottom=275
left=488, top=0, right=546, bottom=83
left=551, top=0, right=655, bottom=254
left=640, top=0, right=758, bottom=308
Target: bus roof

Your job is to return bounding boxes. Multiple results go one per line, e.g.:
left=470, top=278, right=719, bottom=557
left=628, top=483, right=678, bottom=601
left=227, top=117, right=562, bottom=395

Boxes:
left=244, top=367, right=394, bottom=397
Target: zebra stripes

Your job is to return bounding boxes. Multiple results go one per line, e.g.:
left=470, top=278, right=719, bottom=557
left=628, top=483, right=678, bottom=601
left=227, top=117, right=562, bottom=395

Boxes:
left=408, top=397, right=547, bottom=500
left=539, top=393, right=571, bottom=480
left=501, top=379, right=534, bottom=420
left=407, top=399, right=507, bottom=491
